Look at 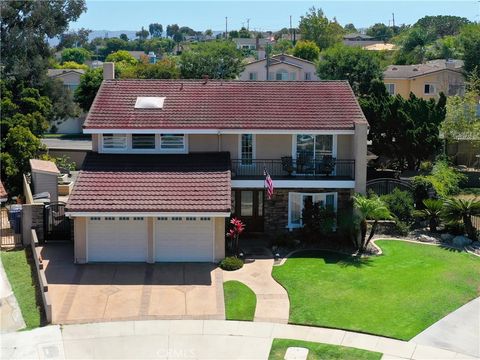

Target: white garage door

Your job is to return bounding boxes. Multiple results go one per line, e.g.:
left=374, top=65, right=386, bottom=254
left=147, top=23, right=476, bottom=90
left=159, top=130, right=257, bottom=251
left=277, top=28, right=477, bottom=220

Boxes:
left=87, top=217, right=148, bottom=262
left=155, top=217, right=214, bottom=262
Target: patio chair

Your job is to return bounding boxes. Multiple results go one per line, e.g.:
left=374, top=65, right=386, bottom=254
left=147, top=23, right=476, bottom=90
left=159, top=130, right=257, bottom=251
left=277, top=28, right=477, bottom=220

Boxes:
left=317, top=155, right=336, bottom=176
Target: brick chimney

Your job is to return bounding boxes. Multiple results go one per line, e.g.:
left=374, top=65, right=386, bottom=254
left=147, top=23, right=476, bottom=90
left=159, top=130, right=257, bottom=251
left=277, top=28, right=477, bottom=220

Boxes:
left=103, top=62, right=115, bottom=80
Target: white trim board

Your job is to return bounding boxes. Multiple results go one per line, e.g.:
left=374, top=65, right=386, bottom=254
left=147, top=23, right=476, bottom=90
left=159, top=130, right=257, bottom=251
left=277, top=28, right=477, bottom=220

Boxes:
left=66, top=211, right=231, bottom=218
left=231, top=180, right=355, bottom=189
left=84, top=129, right=355, bottom=135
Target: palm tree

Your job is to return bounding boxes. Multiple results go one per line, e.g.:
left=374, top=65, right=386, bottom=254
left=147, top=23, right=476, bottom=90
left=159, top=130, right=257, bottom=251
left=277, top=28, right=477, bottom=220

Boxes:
left=442, top=198, right=480, bottom=241
left=353, top=194, right=392, bottom=253
left=414, top=199, right=443, bottom=232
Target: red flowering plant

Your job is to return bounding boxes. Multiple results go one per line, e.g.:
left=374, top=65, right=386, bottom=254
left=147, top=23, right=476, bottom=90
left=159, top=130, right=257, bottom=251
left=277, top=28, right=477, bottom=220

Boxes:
left=226, top=217, right=245, bottom=256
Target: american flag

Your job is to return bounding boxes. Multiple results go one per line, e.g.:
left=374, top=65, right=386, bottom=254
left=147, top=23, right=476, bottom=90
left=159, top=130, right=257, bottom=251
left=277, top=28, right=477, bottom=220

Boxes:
left=264, top=168, right=274, bottom=200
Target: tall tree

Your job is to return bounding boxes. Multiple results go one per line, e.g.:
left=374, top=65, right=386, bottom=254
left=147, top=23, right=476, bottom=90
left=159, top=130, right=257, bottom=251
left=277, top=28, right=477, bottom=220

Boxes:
left=458, top=24, right=480, bottom=76
left=148, top=23, right=163, bottom=38
left=74, top=68, right=104, bottom=112
left=292, top=40, right=320, bottom=62
left=238, top=27, right=251, bottom=38
left=1, top=0, right=86, bottom=86
left=344, top=23, right=357, bottom=33
left=119, top=33, right=129, bottom=41
left=166, top=24, right=180, bottom=38
left=441, top=90, right=480, bottom=141
left=298, top=7, right=344, bottom=50
left=136, top=26, right=149, bottom=40
left=366, top=23, right=394, bottom=41
left=359, top=80, right=447, bottom=170
left=414, top=15, right=471, bottom=38
left=179, top=41, right=244, bottom=79
left=316, top=44, right=382, bottom=95
left=57, top=27, right=91, bottom=49
left=61, top=47, right=92, bottom=64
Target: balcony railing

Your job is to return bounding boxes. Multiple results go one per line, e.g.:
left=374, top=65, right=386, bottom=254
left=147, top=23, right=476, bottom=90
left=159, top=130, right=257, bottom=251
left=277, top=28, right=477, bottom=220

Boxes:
left=231, top=157, right=355, bottom=180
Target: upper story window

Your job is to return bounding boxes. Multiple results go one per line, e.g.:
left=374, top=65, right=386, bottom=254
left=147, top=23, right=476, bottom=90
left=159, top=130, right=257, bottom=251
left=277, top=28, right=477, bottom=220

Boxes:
left=249, top=72, right=257, bottom=80
left=132, top=134, right=155, bottom=149
left=103, top=134, right=127, bottom=149
left=304, top=72, right=312, bottom=80
left=276, top=69, right=289, bottom=81
left=424, top=84, right=435, bottom=95
left=385, top=83, right=395, bottom=95
left=160, top=134, right=185, bottom=150
left=240, top=134, right=254, bottom=165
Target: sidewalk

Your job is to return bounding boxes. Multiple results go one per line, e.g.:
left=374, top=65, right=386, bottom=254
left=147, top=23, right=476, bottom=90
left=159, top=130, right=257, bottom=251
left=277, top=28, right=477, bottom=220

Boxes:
left=0, top=256, right=25, bottom=333
left=2, top=320, right=478, bottom=359
left=222, top=258, right=290, bottom=323
left=412, top=297, right=480, bottom=358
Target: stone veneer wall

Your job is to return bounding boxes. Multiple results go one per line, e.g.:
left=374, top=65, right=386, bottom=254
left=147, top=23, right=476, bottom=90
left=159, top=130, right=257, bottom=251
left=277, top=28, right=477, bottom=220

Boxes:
left=264, top=188, right=353, bottom=234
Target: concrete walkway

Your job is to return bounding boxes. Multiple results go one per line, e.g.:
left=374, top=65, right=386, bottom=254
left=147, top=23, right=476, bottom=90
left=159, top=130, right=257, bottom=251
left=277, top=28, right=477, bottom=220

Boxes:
left=222, top=258, right=290, bottom=323
left=0, top=257, right=25, bottom=333
left=412, top=297, right=480, bottom=358
left=2, top=320, right=478, bottom=359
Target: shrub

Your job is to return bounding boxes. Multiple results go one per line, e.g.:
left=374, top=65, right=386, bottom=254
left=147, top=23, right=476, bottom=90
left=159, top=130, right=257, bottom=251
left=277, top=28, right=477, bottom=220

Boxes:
left=419, top=161, right=433, bottom=173
left=394, top=220, right=410, bottom=236
left=428, top=161, right=467, bottom=197
left=381, top=188, right=415, bottom=223
left=412, top=176, right=435, bottom=208
left=301, top=198, right=336, bottom=243
left=219, top=256, right=244, bottom=271
left=414, top=199, right=443, bottom=232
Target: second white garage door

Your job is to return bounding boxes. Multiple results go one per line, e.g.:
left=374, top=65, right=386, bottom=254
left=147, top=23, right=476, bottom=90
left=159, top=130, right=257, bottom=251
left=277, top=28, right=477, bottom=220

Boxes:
left=155, top=217, right=214, bottom=262
left=88, top=217, right=148, bottom=262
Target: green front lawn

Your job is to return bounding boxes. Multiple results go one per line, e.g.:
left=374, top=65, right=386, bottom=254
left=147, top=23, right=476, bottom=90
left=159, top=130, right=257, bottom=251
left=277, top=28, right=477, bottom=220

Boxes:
left=272, top=240, right=480, bottom=340
left=1, top=248, right=43, bottom=329
left=223, top=280, right=256, bottom=321
left=268, top=339, right=382, bottom=360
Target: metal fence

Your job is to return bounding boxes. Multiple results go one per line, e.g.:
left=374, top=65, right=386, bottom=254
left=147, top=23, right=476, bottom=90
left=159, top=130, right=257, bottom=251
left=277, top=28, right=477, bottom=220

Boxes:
left=1, top=207, right=22, bottom=249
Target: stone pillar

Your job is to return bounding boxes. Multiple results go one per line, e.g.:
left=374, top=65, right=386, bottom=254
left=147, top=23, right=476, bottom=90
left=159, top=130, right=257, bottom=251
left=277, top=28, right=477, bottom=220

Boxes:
left=22, top=204, right=44, bottom=246
left=354, top=122, right=368, bottom=194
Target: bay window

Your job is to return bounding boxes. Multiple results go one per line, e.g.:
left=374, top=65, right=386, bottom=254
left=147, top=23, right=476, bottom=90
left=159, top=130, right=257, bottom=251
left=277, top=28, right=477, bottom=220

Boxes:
left=288, top=192, right=337, bottom=228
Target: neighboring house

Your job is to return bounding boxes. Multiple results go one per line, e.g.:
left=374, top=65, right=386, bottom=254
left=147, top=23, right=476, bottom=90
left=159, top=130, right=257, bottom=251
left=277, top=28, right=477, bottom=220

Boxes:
left=65, top=62, right=368, bottom=264
left=127, top=50, right=146, bottom=61
left=383, top=59, right=465, bottom=99
left=47, top=69, right=86, bottom=134
left=239, top=54, right=319, bottom=81
left=343, top=33, right=384, bottom=48
left=47, top=69, right=85, bottom=93
left=232, top=37, right=274, bottom=50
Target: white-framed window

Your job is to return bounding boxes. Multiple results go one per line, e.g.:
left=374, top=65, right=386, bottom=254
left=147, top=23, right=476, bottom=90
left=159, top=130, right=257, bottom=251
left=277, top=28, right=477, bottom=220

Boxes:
left=385, top=83, right=395, bottom=95
left=304, top=72, right=312, bottom=80
left=249, top=72, right=257, bottom=80
left=160, top=134, right=185, bottom=151
left=294, top=134, right=336, bottom=174
left=288, top=192, right=337, bottom=228
left=239, top=134, right=255, bottom=165
left=276, top=69, right=289, bottom=81
left=289, top=72, right=296, bottom=80
left=102, top=134, right=127, bottom=150
left=268, top=72, right=274, bottom=80
left=132, top=134, right=156, bottom=149
left=424, top=84, right=435, bottom=95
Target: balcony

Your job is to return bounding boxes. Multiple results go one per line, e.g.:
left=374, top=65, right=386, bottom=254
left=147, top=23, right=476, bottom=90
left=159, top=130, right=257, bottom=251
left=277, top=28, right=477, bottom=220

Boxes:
left=231, top=157, right=355, bottom=180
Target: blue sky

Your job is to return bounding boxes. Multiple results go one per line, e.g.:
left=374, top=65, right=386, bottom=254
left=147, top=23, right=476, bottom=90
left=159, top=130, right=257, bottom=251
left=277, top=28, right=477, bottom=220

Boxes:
left=71, top=1, right=479, bottom=32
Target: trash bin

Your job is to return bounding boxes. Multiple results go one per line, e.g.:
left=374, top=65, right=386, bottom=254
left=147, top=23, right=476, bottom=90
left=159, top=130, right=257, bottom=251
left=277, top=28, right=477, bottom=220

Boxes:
left=9, top=205, right=22, bottom=234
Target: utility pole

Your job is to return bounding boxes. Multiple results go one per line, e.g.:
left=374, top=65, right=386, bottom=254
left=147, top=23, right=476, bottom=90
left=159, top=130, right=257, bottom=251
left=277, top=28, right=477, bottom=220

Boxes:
left=289, top=15, right=292, bottom=41
left=225, top=17, right=228, bottom=39
left=246, top=18, right=250, bottom=31
left=392, top=13, right=395, bottom=28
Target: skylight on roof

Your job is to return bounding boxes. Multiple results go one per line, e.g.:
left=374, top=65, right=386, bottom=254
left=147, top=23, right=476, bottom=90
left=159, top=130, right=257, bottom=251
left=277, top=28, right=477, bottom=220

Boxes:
left=134, top=97, right=165, bottom=109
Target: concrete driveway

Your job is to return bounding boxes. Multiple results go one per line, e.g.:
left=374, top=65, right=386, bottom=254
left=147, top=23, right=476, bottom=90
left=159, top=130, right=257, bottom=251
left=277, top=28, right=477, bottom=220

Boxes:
left=41, top=244, right=224, bottom=324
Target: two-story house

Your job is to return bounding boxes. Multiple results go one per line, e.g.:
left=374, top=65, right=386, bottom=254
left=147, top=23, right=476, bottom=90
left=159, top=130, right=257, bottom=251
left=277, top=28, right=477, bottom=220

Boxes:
left=65, top=63, right=368, bottom=264
left=239, top=54, right=319, bottom=81
left=383, top=59, right=465, bottom=99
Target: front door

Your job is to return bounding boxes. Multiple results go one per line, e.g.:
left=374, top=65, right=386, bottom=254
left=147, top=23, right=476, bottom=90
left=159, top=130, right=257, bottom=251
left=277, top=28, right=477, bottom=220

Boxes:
left=232, top=190, right=264, bottom=233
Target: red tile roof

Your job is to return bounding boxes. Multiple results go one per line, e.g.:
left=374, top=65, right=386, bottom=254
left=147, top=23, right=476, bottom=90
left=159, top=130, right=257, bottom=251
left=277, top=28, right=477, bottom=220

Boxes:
left=66, top=153, right=231, bottom=213
left=84, top=80, right=367, bottom=131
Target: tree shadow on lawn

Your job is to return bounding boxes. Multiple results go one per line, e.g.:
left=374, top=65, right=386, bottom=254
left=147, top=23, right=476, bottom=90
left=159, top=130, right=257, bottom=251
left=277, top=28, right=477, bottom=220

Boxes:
left=439, top=244, right=464, bottom=253
left=290, top=250, right=375, bottom=268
